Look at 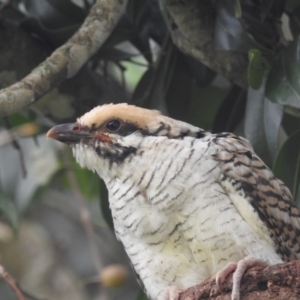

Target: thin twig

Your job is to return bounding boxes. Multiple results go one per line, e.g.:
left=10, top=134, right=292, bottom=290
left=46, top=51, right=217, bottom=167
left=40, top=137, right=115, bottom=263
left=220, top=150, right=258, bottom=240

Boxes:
left=0, top=264, right=25, bottom=300
left=0, top=265, right=47, bottom=300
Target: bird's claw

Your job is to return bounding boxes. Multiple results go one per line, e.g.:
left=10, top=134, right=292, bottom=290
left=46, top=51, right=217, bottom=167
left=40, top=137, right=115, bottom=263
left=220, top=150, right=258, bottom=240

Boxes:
left=216, top=262, right=237, bottom=289
left=215, top=256, right=267, bottom=300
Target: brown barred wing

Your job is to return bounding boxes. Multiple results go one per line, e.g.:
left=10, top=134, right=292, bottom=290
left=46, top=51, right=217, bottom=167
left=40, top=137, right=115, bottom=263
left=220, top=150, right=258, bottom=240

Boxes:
left=212, top=132, right=300, bottom=262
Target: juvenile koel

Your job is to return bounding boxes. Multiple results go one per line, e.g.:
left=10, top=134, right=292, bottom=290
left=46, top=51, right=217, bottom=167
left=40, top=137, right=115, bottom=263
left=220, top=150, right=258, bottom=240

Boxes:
left=47, top=103, right=300, bottom=300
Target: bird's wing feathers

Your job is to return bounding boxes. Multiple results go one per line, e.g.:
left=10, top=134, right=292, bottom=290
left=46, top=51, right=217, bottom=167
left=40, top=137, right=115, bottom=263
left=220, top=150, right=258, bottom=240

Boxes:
left=212, top=133, right=300, bottom=261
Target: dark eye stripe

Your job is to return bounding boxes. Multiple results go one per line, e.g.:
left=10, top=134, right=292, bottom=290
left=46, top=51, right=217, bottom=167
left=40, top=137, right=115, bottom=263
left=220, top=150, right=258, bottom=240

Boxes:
left=117, top=123, right=140, bottom=136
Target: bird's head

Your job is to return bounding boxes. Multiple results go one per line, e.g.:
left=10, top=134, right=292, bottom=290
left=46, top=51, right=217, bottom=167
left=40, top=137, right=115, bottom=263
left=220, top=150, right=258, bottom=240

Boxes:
left=47, top=103, right=204, bottom=177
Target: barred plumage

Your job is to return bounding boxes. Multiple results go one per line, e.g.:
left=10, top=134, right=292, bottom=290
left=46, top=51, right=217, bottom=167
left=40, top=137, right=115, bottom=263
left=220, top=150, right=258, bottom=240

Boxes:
left=47, top=103, right=300, bottom=300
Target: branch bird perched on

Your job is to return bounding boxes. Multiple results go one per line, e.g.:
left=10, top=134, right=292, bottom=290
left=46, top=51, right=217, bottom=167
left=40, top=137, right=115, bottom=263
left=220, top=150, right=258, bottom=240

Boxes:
left=47, top=103, right=300, bottom=300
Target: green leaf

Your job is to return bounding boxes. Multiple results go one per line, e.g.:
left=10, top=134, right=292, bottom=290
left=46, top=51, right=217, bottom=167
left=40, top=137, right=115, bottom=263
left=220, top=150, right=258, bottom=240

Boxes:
left=184, top=56, right=216, bottom=88
left=24, top=0, right=86, bottom=29
left=6, top=112, right=31, bottom=128
left=98, top=48, right=138, bottom=62
left=285, top=0, right=300, bottom=12
left=44, top=0, right=86, bottom=22
left=212, top=85, right=246, bottom=133
left=158, top=0, right=172, bottom=32
left=103, top=0, right=155, bottom=63
left=131, top=67, right=155, bottom=106
left=165, top=50, right=193, bottom=120
left=289, top=10, right=300, bottom=38
left=215, top=1, right=268, bottom=53
left=187, top=84, right=229, bottom=131
left=21, top=18, right=80, bottom=47
left=60, top=152, right=100, bottom=199
left=266, top=37, right=300, bottom=108
left=245, top=81, right=284, bottom=166
left=273, top=130, right=300, bottom=201
left=132, top=38, right=175, bottom=113
left=248, top=49, right=270, bottom=89
left=260, top=0, right=278, bottom=18
left=145, top=39, right=175, bottom=112
left=129, top=0, right=153, bottom=63
left=127, top=0, right=149, bottom=25
left=282, top=112, right=300, bottom=136
left=232, top=0, right=242, bottom=18
left=73, top=168, right=100, bottom=200
left=131, top=36, right=152, bottom=63
left=22, top=0, right=85, bottom=47
left=103, top=25, right=137, bottom=50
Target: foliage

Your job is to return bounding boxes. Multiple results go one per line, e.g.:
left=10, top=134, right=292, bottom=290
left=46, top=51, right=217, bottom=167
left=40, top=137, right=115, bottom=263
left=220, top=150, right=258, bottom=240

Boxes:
left=1, top=0, right=300, bottom=299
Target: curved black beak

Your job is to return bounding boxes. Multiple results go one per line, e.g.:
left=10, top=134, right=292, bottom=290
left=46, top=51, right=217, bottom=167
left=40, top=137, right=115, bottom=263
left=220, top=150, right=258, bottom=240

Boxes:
left=47, top=123, right=90, bottom=144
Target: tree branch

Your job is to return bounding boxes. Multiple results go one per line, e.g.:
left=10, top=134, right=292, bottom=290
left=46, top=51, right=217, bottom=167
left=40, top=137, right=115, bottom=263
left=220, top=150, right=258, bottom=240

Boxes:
left=0, top=0, right=128, bottom=117
left=0, top=264, right=25, bottom=300
left=166, top=0, right=248, bottom=89
left=179, top=261, right=300, bottom=300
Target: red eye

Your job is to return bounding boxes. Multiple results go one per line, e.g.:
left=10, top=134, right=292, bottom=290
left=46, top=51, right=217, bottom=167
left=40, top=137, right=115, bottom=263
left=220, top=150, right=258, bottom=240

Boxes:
left=73, top=125, right=80, bottom=131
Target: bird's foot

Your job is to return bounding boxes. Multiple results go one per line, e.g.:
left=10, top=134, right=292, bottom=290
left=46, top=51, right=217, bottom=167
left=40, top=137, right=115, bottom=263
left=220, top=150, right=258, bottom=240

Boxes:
left=159, top=286, right=183, bottom=300
left=216, top=256, right=267, bottom=300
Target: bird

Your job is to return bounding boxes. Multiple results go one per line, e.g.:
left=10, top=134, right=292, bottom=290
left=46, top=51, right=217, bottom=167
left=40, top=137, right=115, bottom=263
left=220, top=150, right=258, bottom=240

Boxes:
left=47, top=103, right=300, bottom=300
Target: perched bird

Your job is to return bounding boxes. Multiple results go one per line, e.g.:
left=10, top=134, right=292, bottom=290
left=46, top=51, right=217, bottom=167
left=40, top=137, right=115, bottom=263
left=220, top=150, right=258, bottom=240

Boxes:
left=47, top=103, right=300, bottom=300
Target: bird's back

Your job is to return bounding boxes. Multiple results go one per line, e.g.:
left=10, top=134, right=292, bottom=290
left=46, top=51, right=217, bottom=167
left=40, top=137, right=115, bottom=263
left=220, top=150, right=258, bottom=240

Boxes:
left=210, top=132, right=300, bottom=261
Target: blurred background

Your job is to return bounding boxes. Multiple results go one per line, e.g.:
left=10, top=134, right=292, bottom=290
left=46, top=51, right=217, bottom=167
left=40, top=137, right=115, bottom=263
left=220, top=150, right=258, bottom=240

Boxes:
left=0, top=0, right=300, bottom=299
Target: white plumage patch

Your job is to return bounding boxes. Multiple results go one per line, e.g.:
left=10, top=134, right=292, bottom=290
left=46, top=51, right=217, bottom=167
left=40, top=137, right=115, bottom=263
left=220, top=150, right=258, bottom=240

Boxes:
left=72, top=144, right=103, bottom=174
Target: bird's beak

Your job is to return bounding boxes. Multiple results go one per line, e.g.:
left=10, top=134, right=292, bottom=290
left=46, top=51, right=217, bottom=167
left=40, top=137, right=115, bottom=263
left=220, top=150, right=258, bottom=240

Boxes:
left=46, top=123, right=90, bottom=144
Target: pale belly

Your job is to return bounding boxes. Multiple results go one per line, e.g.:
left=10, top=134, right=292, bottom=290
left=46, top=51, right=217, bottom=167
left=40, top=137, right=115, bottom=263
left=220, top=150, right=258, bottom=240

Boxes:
left=120, top=221, right=282, bottom=300
left=116, top=190, right=283, bottom=300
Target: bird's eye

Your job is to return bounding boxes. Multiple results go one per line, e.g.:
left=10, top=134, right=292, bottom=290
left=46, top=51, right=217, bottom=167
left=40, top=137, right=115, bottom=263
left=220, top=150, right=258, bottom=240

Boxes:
left=106, top=120, right=121, bottom=132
